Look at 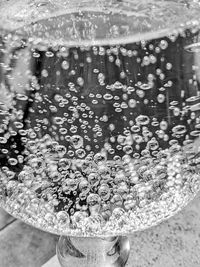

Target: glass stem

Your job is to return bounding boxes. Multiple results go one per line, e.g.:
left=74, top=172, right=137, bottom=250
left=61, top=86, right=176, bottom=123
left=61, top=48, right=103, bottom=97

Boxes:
left=56, top=235, right=130, bottom=267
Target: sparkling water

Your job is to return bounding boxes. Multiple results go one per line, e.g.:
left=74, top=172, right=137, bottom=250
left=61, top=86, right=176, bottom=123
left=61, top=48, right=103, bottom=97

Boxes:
left=1, top=0, right=200, bottom=236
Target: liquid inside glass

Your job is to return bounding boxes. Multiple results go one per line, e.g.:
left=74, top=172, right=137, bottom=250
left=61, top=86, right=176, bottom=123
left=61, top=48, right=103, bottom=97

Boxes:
left=1, top=1, right=200, bottom=236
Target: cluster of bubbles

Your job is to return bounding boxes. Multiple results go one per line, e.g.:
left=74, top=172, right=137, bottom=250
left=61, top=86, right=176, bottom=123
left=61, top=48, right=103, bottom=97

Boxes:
left=2, top=137, right=200, bottom=236
left=0, top=21, right=200, bottom=236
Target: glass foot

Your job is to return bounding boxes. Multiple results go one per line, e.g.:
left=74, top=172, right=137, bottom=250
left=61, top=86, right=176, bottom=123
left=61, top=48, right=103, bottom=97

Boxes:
left=56, top=235, right=130, bottom=267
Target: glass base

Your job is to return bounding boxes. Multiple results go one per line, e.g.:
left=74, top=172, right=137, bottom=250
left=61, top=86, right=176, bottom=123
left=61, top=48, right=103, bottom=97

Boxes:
left=56, top=235, right=130, bottom=267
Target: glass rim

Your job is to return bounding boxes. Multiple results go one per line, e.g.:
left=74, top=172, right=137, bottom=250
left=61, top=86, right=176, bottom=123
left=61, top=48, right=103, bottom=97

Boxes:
left=0, top=1, right=200, bottom=46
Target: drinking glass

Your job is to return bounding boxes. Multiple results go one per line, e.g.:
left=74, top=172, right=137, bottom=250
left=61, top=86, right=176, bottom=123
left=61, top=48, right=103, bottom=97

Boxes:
left=1, top=0, right=200, bottom=266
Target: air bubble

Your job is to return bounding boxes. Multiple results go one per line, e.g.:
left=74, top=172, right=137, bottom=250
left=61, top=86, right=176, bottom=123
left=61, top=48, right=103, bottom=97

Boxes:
left=14, top=121, right=24, bottom=129
left=172, top=125, right=187, bottom=135
left=8, top=158, right=18, bottom=166
left=58, top=158, right=71, bottom=171
left=16, top=94, right=28, bottom=101
left=41, top=69, right=48, bottom=77
left=136, top=90, right=145, bottom=98
left=157, top=94, right=165, bottom=103
left=45, top=51, right=54, bottom=58
left=0, top=137, right=7, bottom=144
left=53, top=117, right=64, bottom=125
left=56, top=145, right=67, bottom=157
left=57, top=211, right=70, bottom=226
left=33, top=52, right=40, bottom=58
left=136, top=115, right=150, bottom=126
left=147, top=138, right=159, bottom=151
left=160, top=40, right=168, bottom=50
left=94, top=153, right=107, bottom=164
left=76, top=149, right=86, bottom=158
left=98, top=184, right=111, bottom=201
left=88, top=172, right=100, bottom=187
left=190, top=130, right=200, bottom=137
left=139, top=83, right=153, bottom=90
left=103, top=93, right=113, bottom=100
left=61, top=60, right=69, bottom=70
left=71, top=135, right=83, bottom=149
left=123, top=145, right=133, bottom=154
left=113, top=81, right=123, bottom=89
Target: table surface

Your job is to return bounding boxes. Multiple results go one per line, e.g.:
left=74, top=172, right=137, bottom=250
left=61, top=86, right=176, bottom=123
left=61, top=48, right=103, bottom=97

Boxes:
left=0, top=192, right=200, bottom=267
